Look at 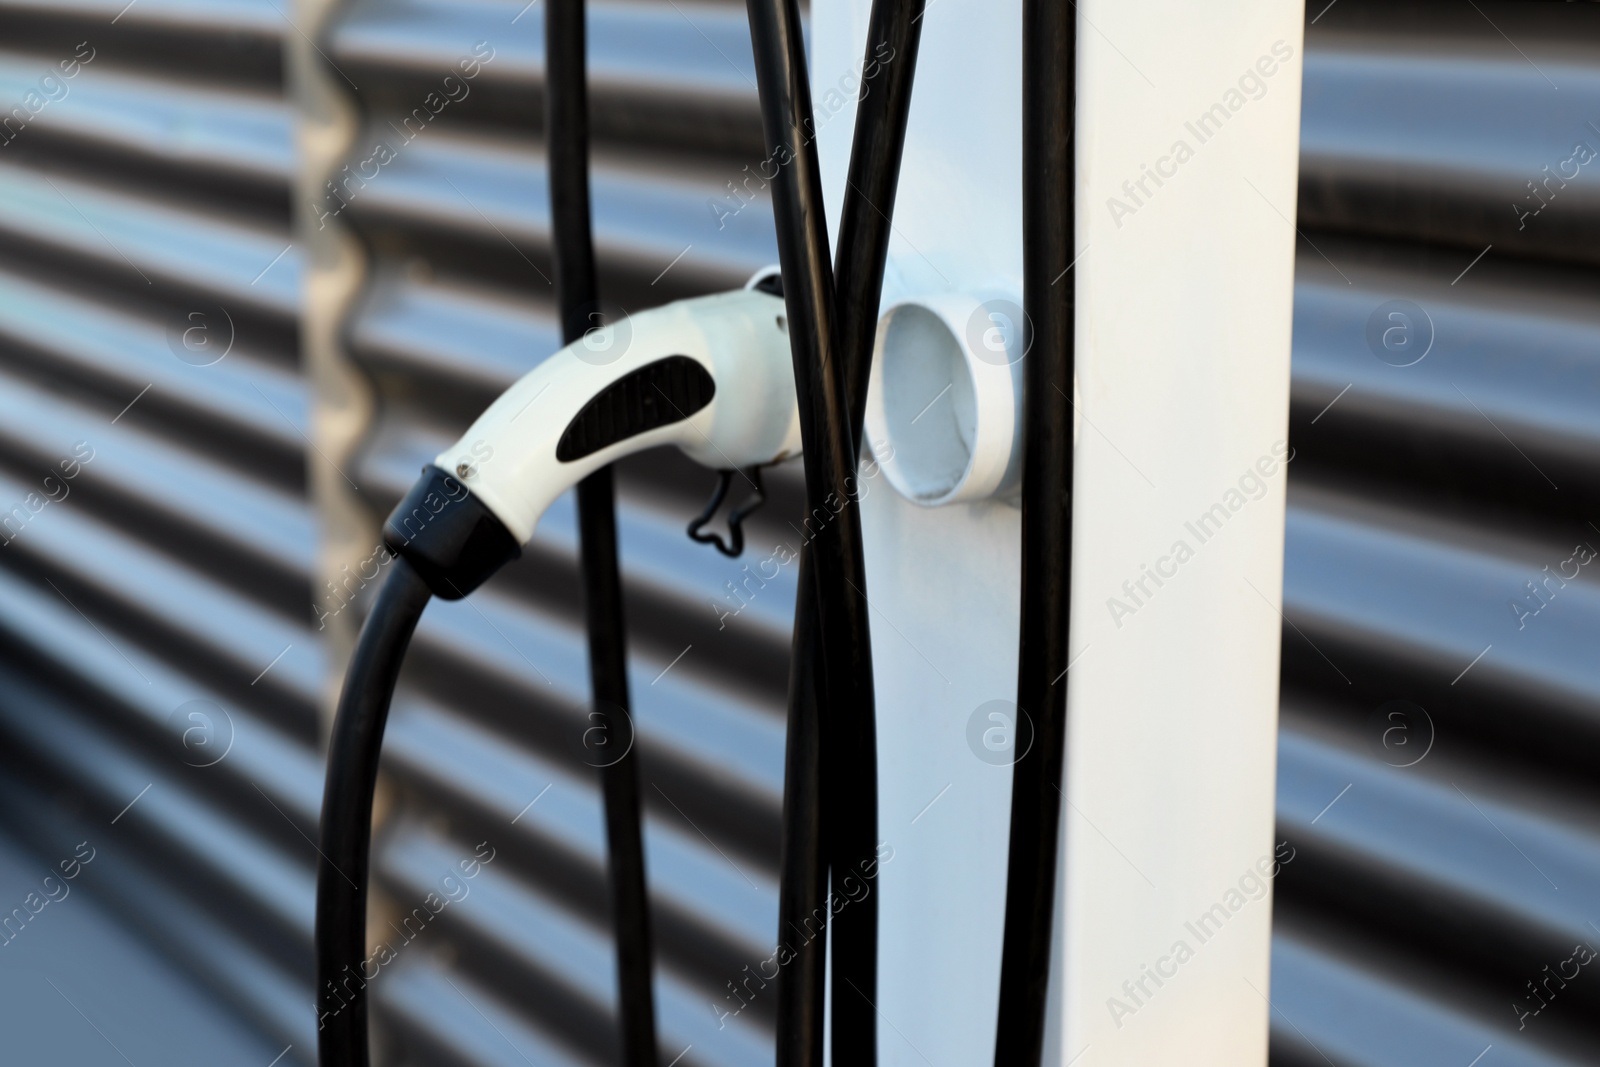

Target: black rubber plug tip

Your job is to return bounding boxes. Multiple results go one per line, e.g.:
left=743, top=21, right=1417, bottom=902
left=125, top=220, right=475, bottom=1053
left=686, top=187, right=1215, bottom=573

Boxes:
left=383, top=465, right=521, bottom=600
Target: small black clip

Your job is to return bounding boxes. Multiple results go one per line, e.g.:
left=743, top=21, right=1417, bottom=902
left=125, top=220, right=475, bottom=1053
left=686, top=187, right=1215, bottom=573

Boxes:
left=687, top=467, right=767, bottom=558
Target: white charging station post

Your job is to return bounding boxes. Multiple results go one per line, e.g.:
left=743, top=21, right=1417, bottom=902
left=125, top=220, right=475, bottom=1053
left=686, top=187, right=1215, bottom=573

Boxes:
left=814, top=1, right=1305, bottom=1063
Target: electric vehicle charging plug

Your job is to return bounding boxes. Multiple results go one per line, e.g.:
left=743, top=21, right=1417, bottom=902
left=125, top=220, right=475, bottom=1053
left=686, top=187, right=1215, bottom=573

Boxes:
left=381, top=287, right=803, bottom=598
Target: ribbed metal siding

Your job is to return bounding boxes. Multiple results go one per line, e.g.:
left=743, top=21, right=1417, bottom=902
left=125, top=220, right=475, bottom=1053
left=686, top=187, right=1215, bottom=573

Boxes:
left=1277, top=4, right=1600, bottom=1065
left=0, top=0, right=321, bottom=1061
left=0, top=3, right=1593, bottom=1067
left=322, top=2, right=797, bottom=1064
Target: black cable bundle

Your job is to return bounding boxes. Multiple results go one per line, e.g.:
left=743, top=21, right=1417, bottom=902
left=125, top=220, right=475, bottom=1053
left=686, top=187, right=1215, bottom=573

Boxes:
left=994, top=1, right=1078, bottom=1064
left=744, top=1, right=923, bottom=1064
left=545, top=0, right=661, bottom=1062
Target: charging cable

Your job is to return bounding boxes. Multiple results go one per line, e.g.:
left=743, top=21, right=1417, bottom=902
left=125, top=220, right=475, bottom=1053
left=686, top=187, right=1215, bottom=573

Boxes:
left=994, top=2, right=1079, bottom=1064
left=315, top=289, right=800, bottom=1067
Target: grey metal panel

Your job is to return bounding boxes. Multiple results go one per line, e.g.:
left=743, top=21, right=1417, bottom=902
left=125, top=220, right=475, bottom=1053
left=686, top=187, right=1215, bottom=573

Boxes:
left=2, top=0, right=283, bottom=34
left=328, top=0, right=763, bottom=155
left=1269, top=930, right=1584, bottom=1067
left=1297, top=3, right=1600, bottom=263
left=344, top=131, right=776, bottom=294
left=1279, top=3, right=1600, bottom=1062
left=0, top=1, right=318, bottom=1062
left=1291, top=255, right=1600, bottom=497
left=0, top=816, right=284, bottom=1066
left=0, top=50, right=294, bottom=188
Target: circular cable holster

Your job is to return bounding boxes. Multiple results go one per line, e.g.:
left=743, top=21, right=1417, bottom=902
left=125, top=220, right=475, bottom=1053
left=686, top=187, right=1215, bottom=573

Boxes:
left=865, top=292, right=1026, bottom=506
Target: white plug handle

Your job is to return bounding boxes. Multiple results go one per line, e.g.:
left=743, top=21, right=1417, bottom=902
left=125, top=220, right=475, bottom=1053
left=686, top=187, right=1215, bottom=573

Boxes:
left=436, top=289, right=802, bottom=543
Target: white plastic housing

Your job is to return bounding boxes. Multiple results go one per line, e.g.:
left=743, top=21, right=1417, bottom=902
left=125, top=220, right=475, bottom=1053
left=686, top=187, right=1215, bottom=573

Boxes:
left=865, top=292, right=1025, bottom=505
left=435, top=289, right=802, bottom=543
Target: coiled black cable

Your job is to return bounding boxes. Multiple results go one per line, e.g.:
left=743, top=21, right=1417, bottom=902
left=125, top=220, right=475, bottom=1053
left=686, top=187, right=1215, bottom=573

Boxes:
left=769, top=1, right=924, bottom=1064
left=315, top=556, right=432, bottom=1067
left=546, top=1, right=661, bottom=1063
left=993, top=0, right=1078, bottom=1063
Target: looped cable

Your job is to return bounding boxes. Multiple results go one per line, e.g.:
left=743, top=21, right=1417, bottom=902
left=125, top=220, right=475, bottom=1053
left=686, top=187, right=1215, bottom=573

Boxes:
left=687, top=466, right=767, bottom=557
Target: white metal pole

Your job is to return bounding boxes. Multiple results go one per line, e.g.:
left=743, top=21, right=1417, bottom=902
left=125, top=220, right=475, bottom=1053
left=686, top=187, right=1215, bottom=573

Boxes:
left=812, top=1, right=1305, bottom=1063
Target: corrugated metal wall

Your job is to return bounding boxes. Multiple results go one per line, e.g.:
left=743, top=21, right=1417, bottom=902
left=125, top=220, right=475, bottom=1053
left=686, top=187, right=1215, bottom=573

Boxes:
left=0, top=1, right=1596, bottom=1066
left=0, top=0, right=322, bottom=1059
left=1274, top=3, right=1600, bottom=1065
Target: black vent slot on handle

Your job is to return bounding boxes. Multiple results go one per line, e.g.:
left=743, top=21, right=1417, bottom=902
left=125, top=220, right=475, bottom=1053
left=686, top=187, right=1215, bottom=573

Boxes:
left=556, top=355, right=716, bottom=462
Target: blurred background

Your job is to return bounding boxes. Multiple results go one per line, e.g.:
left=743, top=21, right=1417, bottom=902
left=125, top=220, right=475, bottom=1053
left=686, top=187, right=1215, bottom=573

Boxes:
left=0, top=0, right=1592, bottom=1065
